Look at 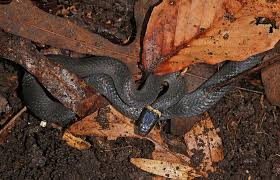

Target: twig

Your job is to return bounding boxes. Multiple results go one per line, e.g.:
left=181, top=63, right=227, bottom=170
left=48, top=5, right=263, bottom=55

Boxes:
left=233, top=87, right=263, bottom=94
left=183, top=72, right=208, bottom=80
left=101, top=145, right=133, bottom=152
left=184, top=72, right=263, bottom=94
left=0, top=106, right=27, bottom=144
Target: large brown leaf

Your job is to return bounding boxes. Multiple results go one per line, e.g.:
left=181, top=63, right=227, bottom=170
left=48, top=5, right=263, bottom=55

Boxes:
left=143, top=0, right=280, bottom=75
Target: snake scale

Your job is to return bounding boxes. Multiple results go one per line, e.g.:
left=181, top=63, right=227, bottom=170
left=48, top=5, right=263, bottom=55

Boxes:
left=22, top=54, right=263, bottom=135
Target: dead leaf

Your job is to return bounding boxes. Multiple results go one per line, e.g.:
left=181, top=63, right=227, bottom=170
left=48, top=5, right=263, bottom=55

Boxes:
left=0, top=0, right=138, bottom=70
left=152, top=144, right=190, bottom=164
left=143, top=0, right=280, bottom=75
left=261, top=49, right=280, bottom=107
left=152, top=176, right=165, bottom=180
left=68, top=105, right=166, bottom=145
left=62, top=131, right=91, bottom=150
left=67, top=106, right=224, bottom=178
left=0, top=31, right=107, bottom=117
left=130, top=158, right=201, bottom=179
left=262, top=62, right=280, bottom=106
left=68, top=105, right=192, bottom=166
left=0, top=0, right=158, bottom=74
left=184, top=114, right=224, bottom=175
left=170, top=115, right=204, bottom=136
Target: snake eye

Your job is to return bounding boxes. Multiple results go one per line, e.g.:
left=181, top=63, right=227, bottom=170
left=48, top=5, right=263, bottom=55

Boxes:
left=136, top=107, right=159, bottom=136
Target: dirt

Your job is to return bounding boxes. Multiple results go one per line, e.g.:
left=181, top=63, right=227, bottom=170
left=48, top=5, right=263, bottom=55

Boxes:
left=33, top=0, right=135, bottom=44
left=0, top=58, right=154, bottom=179
left=207, top=76, right=280, bottom=179
left=0, top=115, right=153, bottom=179
left=0, top=0, right=280, bottom=179
left=1, top=59, right=279, bottom=180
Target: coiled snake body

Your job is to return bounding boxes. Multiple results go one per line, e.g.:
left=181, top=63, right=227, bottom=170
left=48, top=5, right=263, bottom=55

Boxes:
left=22, top=54, right=263, bottom=135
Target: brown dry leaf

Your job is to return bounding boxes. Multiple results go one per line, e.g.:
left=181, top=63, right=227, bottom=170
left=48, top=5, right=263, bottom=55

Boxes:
left=262, top=61, right=280, bottom=107
left=143, top=0, right=280, bottom=75
left=152, top=176, right=165, bottom=180
left=262, top=49, right=280, bottom=106
left=68, top=105, right=167, bottom=145
left=67, top=105, right=198, bottom=175
left=67, top=106, right=223, bottom=178
left=130, top=158, right=201, bottom=179
left=184, top=114, right=224, bottom=175
left=132, top=114, right=223, bottom=178
left=0, top=0, right=159, bottom=74
left=62, top=131, right=91, bottom=150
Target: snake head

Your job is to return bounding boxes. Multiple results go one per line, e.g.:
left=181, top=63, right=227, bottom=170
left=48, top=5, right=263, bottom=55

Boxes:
left=136, top=107, right=160, bottom=136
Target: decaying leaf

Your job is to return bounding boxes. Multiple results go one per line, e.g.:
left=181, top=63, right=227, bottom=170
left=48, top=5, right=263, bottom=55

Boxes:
left=130, top=158, right=201, bottom=179
left=185, top=115, right=224, bottom=175
left=62, top=131, right=91, bottom=150
left=133, top=114, right=224, bottom=178
left=143, top=0, right=280, bottom=75
left=67, top=106, right=224, bottom=178
left=262, top=61, right=280, bottom=107
left=67, top=105, right=165, bottom=144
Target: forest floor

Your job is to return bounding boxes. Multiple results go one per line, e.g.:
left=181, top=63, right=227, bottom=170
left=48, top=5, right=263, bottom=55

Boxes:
left=0, top=0, right=279, bottom=179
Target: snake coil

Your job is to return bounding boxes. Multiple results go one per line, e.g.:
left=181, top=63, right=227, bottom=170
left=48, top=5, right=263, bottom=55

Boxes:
left=22, top=54, right=263, bottom=135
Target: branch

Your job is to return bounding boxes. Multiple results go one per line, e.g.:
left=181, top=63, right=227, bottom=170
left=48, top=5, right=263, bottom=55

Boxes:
left=0, top=31, right=107, bottom=116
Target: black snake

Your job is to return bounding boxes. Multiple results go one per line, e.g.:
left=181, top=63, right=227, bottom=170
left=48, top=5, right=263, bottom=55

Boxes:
left=0, top=0, right=266, bottom=134
left=22, top=54, right=263, bottom=135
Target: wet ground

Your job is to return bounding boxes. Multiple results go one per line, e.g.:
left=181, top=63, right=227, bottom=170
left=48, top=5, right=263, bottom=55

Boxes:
left=0, top=0, right=280, bottom=179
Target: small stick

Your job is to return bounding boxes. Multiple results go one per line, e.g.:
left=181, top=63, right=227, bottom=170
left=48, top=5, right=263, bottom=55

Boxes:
left=0, top=106, right=27, bottom=144
left=183, top=72, right=208, bottom=80
left=233, top=87, right=263, bottom=95
left=184, top=72, right=263, bottom=94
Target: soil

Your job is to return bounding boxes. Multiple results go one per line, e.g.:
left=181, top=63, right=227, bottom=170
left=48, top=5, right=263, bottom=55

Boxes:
left=1, top=58, right=155, bottom=179
left=0, top=0, right=280, bottom=179
left=32, top=0, right=135, bottom=44
left=208, top=79, right=280, bottom=180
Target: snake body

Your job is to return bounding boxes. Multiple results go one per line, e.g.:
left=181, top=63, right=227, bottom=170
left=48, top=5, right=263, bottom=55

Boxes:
left=22, top=54, right=263, bottom=134
left=136, top=55, right=263, bottom=134
left=162, top=55, right=262, bottom=119
left=46, top=55, right=162, bottom=107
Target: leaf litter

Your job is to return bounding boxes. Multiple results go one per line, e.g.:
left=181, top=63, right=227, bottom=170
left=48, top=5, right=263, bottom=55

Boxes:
left=66, top=106, right=224, bottom=178
left=0, top=0, right=280, bottom=179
